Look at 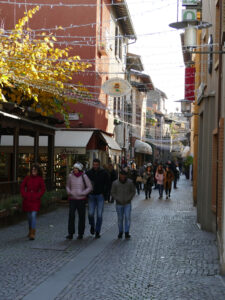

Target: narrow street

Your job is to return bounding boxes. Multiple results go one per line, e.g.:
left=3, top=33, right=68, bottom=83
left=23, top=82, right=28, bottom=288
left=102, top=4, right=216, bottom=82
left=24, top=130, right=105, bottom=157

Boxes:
left=1, top=176, right=225, bottom=300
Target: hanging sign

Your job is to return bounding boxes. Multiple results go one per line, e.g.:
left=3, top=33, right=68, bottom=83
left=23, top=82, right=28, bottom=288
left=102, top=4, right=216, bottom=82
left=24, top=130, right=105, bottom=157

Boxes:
left=102, top=78, right=132, bottom=97
left=182, top=0, right=198, bottom=5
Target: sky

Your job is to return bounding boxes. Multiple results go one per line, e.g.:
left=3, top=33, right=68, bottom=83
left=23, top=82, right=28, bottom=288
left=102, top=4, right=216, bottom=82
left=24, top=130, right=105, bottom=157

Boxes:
left=126, top=0, right=185, bottom=113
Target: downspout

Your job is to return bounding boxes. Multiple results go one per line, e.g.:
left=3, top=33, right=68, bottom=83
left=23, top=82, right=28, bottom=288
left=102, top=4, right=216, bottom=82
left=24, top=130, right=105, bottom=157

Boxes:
left=216, top=0, right=223, bottom=232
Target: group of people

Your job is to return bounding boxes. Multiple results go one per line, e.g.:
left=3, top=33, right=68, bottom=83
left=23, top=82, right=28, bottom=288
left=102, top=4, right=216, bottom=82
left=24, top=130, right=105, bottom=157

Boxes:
left=20, top=158, right=179, bottom=241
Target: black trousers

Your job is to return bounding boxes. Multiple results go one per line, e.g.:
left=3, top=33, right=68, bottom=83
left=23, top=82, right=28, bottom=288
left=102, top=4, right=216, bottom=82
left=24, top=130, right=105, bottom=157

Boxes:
left=68, top=200, right=86, bottom=236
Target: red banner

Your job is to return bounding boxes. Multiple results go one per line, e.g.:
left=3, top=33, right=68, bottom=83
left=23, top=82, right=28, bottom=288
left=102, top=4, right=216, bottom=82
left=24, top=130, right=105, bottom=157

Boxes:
left=185, top=67, right=195, bottom=101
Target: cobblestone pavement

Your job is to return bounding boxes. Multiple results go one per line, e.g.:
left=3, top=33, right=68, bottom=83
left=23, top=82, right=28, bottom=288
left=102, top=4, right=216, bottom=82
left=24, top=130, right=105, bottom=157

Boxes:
left=0, top=176, right=225, bottom=300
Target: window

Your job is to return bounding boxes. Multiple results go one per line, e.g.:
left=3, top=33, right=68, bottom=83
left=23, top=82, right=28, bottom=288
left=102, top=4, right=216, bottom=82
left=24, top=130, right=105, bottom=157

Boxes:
left=115, top=27, right=119, bottom=57
left=113, top=97, right=117, bottom=116
left=115, top=26, right=122, bottom=60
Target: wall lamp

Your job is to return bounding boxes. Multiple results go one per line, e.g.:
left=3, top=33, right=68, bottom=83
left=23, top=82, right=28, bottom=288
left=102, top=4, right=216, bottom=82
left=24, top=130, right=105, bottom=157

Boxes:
left=169, top=20, right=225, bottom=54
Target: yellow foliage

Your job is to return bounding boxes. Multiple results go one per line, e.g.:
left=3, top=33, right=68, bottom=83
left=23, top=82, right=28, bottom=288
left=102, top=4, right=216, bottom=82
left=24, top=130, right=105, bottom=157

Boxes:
left=0, top=6, right=91, bottom=126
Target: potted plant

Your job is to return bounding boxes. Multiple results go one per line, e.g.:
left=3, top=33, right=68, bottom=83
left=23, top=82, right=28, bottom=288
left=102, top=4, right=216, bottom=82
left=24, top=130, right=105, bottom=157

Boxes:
left=183, top=155, right=193, bottom=179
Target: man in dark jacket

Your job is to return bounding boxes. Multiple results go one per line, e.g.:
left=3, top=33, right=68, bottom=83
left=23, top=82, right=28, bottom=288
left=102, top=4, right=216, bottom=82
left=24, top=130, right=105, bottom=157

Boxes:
left=86, top=158, right=110, bottom=238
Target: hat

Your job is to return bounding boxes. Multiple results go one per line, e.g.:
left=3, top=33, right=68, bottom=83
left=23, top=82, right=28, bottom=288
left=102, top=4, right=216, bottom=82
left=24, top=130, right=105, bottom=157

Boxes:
left=147, top=163, right=152, bottom=167
left=73, top=162, right=83, bottom=171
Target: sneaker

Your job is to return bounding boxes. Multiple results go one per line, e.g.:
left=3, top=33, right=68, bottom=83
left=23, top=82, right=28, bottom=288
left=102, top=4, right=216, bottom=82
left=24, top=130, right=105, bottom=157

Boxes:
left=125, top=232, right=131, bottom=239
left=77, top=235, right=83, bottom=240
left=118, top=232, right=123, bottom=239
left=90, top=226, right=95, bottom=235
left=66, top=234, right=73, bottom=240
left=95, top=232, right=101, bottom=239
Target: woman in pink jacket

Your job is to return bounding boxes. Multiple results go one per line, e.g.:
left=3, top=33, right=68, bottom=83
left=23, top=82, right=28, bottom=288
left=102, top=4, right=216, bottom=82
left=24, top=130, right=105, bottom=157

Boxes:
left=66, top=162, right=92, bottom=240
left=20, top=163, right=45, bottom=240
left=155, top=164, right=165, bottom=199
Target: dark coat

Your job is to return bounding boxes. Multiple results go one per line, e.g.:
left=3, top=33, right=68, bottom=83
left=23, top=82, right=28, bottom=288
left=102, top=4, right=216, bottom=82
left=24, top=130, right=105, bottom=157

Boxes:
left=20, top=175, right=45, bottom=212
left=86, top=167, right=110, bottom=196
left=164, top=170, right=174, bottom=189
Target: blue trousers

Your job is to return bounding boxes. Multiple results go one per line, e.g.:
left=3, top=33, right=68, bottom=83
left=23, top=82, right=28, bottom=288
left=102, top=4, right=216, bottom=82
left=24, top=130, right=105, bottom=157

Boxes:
left=27, top=211, right=37, bottom=229
left=116, top=203, right=131, bottom=233
left=88, top=194, right=104, bottom=233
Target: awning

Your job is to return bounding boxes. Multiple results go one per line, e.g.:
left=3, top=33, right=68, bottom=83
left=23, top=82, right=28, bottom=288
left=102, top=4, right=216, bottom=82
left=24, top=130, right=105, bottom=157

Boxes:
left=134, top=139, right=152, bottom=155
left=100, top=132, right=121, bottom=153
left=0, top=130, right=94, bottom=154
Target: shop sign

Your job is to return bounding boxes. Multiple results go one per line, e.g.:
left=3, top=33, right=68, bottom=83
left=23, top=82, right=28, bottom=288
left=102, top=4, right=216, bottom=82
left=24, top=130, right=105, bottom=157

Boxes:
left=182, top=0, right=198, bottom=5
left=182, top=9, right=197, bottom=21
left=60, top=148, right=85, bottom=155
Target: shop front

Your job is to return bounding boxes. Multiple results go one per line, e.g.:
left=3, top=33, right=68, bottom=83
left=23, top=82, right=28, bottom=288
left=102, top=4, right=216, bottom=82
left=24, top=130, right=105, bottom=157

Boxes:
left=0, top=128, right=122, bottom=189
left=134, top=139, right=153, bottom=166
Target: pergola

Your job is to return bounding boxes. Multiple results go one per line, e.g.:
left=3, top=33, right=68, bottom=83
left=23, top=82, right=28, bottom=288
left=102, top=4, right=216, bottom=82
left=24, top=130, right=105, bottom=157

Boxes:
left=0, top=102, right=59, bottom=193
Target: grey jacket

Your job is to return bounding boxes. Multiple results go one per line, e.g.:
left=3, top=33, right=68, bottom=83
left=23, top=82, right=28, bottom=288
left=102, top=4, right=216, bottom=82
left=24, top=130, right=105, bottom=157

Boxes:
left=111, top=179, right=136, bottom=205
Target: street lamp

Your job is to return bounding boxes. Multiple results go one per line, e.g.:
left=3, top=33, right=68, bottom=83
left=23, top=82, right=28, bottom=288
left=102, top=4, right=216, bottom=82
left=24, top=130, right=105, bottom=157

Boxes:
left=169, top=20, right=225, bottom=54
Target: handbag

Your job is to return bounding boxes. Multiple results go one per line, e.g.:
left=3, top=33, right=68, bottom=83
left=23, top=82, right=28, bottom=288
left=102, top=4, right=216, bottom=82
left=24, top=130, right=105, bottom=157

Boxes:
left=136, top=176, right=143, bottom=183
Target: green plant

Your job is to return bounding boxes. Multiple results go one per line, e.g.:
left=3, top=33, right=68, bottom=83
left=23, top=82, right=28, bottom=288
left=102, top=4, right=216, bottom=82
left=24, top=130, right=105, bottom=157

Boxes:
left=184, top=155, right=193, bottom=167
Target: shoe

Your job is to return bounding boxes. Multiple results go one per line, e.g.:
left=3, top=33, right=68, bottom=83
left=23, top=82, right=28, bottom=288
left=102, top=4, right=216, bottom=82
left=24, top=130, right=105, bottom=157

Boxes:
left=118, top=232, right=123, bottom=239
left=125, top=232, right=131, bottom=239
left=95, top=232, right=101, bottom=239
left=77, top=235, right=83, bottom=240
left=166, top=196, right=168, bottom=199
left=29, top=229, right=36, bottom=240
left=66, top=234, right=73, bottom=240
left=90, top=226, right=95, bottom=235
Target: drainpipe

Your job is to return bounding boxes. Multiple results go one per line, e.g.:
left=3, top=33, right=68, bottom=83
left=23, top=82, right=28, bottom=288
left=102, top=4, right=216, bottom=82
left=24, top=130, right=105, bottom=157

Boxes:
left=216, top=0, right=223, bottom=232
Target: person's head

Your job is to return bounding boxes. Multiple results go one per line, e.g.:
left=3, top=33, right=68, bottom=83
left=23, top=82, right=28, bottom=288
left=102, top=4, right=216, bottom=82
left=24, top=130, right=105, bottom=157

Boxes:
left=73, top=162, right=83, bottom=174
left=166, top=165, right=170, bottom=171
left=146, top=166, right=151, bottom=172
left=92, top=158, right=100, bottom=170
left=30, top=163, right=42, bottom=177
left=119, top=170, right=128, bottom=183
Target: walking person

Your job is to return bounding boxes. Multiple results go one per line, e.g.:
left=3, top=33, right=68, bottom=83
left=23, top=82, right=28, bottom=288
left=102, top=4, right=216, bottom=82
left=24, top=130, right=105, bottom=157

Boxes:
left=107, top=163, right=118, bottom=203
left=20, top=163, right=45, bottom=240
left=66, top=162, right=92, bottom=240
left=164, top=165, right=174, bottom=199
left=155, top=164, right=165, bottom=199
left=86, top=158, right=110, bottom=238
left=111, top=170, right=136, bottom=239
left=143, top=163, right=154, bottom=199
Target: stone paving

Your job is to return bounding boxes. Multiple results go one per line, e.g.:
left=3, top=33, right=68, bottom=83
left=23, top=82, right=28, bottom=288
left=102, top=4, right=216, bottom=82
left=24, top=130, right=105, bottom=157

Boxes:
left=0, top=176, right=225, bottom=300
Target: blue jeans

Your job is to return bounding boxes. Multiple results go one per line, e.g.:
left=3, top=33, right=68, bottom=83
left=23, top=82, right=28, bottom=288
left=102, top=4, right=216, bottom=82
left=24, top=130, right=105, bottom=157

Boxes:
left=27, top=211, right=37, bottom=229
left=116, top=203, right=131, bottom=233
left=88, top=194, right=104, bottom=233
left=158, top=184, right=164, bottom=197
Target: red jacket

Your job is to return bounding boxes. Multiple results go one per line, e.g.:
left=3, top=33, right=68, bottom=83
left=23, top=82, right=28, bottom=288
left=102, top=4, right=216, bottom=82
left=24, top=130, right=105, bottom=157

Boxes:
left=20, top=175, right=46, bottom=212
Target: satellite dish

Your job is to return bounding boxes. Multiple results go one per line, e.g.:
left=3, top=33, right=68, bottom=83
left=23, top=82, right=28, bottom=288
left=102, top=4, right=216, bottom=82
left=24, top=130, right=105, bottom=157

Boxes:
left=102, top=77, right=132, bottom=97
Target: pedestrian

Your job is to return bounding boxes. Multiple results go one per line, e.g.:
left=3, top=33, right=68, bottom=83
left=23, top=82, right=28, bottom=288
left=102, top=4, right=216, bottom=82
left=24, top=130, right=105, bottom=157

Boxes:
left=153, top=161, right=158, bottom=189
left=164, top=165, right=174, bottom=199
left=66, top=162, right=92, bottom=240
left=86, top=158, right=110, bottom=238
left=111, top=170, right=136, bottom=239
left=20, top=163, right=45, bottom=240
left=129, top=163, right=140, bottom=195
left=155, top=164, right=165, bottom=199
left=106, top=163, right=118, bottom=203
left=143, top=163, right=154, bottom=199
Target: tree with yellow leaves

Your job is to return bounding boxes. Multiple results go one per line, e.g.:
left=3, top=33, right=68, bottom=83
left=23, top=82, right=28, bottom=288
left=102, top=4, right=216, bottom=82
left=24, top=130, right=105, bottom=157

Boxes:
left=0, top=6, right=91, bottom=125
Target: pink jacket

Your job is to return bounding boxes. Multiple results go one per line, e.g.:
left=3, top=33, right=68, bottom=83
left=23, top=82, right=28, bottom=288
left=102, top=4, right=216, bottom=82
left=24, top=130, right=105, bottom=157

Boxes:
left=66, top=172, right=92, bottom=200
left=155, top=171, right=164, bottom=185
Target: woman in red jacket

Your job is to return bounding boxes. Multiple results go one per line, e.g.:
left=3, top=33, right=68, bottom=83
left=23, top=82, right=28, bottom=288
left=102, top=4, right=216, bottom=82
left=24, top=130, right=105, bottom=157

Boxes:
left=20, top=163, right=46, bottom=240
